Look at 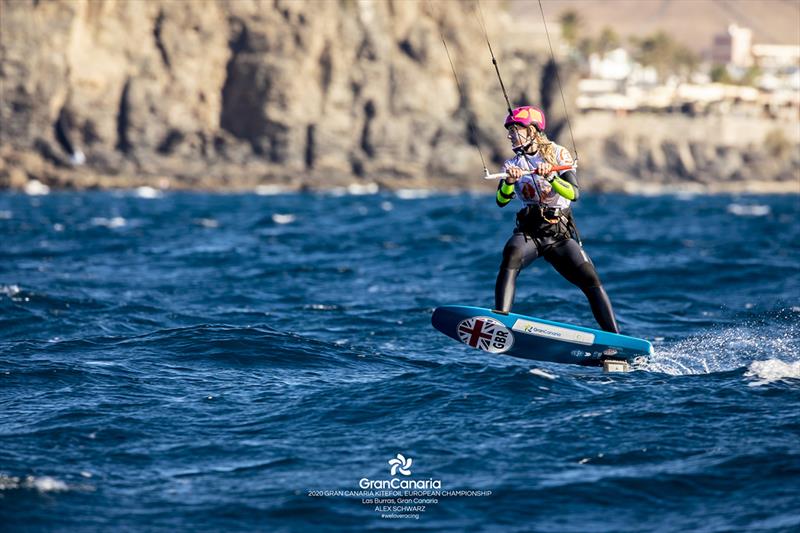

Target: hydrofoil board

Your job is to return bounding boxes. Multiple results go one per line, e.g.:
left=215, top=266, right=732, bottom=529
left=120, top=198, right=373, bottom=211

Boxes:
left=432, top=305, right=652, bottom=367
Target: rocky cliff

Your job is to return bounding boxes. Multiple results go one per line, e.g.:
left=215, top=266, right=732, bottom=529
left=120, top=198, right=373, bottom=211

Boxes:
left=0, top=0, right=797, bottom=193
left=0, top=0, right=555, bottom=191
left=574, top=112, right=800, bottom=194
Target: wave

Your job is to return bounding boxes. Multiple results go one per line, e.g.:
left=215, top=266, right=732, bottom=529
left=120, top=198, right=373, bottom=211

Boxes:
left=74, top=323, right=407, bottom=373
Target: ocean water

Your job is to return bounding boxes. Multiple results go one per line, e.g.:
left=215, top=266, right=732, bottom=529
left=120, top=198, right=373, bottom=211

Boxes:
left=1, top=189, right=799, bottom=532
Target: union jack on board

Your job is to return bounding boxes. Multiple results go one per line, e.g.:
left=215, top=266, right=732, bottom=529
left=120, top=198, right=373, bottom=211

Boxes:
left=456, top=317, right=513, bottom=353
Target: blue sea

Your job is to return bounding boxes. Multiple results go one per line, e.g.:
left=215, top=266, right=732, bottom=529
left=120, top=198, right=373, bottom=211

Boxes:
left=1, top=189, right=799, bottom=532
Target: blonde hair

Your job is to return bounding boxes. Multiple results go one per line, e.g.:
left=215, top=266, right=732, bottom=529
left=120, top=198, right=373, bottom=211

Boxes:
left=532, top=129, right=558, bottom=166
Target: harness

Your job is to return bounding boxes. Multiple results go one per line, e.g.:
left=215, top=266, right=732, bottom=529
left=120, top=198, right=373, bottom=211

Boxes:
left=513, top=152, right=582, bottom=247
left=516, top=205, right=582, bottom=247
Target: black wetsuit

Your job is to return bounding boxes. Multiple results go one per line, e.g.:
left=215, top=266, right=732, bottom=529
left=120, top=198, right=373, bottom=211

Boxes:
left=494, top=170, right=620, bottom=333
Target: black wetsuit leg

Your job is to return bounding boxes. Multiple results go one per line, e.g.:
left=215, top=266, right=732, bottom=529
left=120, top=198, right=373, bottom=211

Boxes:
left=543, top=239, right=620, bottom=333
left=495, top=230, right=540, bottom=313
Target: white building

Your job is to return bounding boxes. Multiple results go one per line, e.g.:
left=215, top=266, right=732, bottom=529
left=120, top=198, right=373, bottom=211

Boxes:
left=588, top=48, right=632, bottom=80
left=711, top=24, right=753, bottom=67
left=752, top=43, right=800, bottom=70
left=588, top=47, right=659, bottom=84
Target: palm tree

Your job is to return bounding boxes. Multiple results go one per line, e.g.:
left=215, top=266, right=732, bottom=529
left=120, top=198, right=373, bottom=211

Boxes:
left=559, top=10, right=580, bottom=48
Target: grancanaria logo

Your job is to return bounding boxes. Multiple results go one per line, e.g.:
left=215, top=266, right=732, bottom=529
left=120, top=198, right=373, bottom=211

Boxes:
left=388, top=453, right=412, bottom=476
left=359, top=454, right=443, bottom=489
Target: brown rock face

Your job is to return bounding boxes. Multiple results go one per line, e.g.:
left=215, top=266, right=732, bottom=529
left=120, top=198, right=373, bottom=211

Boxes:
left=574, top=112, right=799, bottom=194
left=3, top=0, right=567, bottom=190
left=3, top=1, right=794, bottom=193
left=2, top=0, right=232, bottom=184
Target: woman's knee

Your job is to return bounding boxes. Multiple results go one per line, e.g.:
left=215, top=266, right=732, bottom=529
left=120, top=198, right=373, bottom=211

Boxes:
left=574, top=261, right=602, bottom=289
left=501, top=241, right=526, bottom=270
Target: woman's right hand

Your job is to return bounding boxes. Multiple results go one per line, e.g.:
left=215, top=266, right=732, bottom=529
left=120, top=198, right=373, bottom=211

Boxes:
left=505, top=166, right=523, bottom=185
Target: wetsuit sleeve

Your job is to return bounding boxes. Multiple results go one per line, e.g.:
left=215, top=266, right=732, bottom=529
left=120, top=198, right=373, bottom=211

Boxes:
left=496, top=180, right=515, bottom=207
left=550, top=146, right=579, bottom=201
left=551, top=170, right=580, bottom=201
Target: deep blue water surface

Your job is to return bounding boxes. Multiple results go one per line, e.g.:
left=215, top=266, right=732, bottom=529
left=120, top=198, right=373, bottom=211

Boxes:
left=1, top=190, right=799, bottom=532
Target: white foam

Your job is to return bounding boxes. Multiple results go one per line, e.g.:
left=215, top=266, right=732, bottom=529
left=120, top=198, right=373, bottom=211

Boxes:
left=194, top=218, right=219, bottom=228
left=638, top=322, right=799, bottom=376
left=271, top=213, right=296, bottom=224
left=30, top=476, right=69, bottom=492
left=0, top=284, right=21, bottom=297
left=347, top=182, right=379, bottom=195
left=0, top=475, right=68, bottom=492
left=395, top=188, right=433, bottom=199
left=727, top=204, right=770, bottom=217
left=24, top=180, right=50, bottom=196
left=0, top=475, right=19, bottom=490
left=91, top=216, right=126, bottom=228
left=745, top=359, right=800, bottom=387
left=307, top=303, right=337, bottom=310
left=530, top=368, right=557, bottom=380
left=0, top=210, right=11, bottom=219
left=254, top=184, right=291, bottom=196
left=135, top=186, right=163, bottom=199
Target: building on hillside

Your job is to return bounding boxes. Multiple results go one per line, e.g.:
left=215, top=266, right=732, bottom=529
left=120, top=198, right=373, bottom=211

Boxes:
left=576, top=23, right=798, bottom=116
left=588, top=48, right=631, bottom=80
left=587, top=48, right=659, bottom=84
left=711, top=24, right=753, bottom=67
left=751, top=44, right=800, bottom=71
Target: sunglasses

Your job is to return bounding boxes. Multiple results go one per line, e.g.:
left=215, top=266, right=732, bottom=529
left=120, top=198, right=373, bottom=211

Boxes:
left=506, top=127, right=533, bottom=139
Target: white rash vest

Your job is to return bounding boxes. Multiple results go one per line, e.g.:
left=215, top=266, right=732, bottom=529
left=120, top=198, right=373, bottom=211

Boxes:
left=501, top=143, right=575, bottom=209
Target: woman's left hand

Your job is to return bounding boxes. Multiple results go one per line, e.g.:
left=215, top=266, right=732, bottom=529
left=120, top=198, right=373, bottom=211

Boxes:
left=535, top=162, right=553, bottom=176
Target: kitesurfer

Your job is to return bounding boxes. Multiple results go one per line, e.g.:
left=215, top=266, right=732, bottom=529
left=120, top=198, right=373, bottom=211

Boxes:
left=494, top=106, right=619, bottom=333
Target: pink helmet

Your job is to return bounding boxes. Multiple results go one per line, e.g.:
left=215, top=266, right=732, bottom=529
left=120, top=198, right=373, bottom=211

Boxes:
left=504, top=106, right=546, bottom=132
